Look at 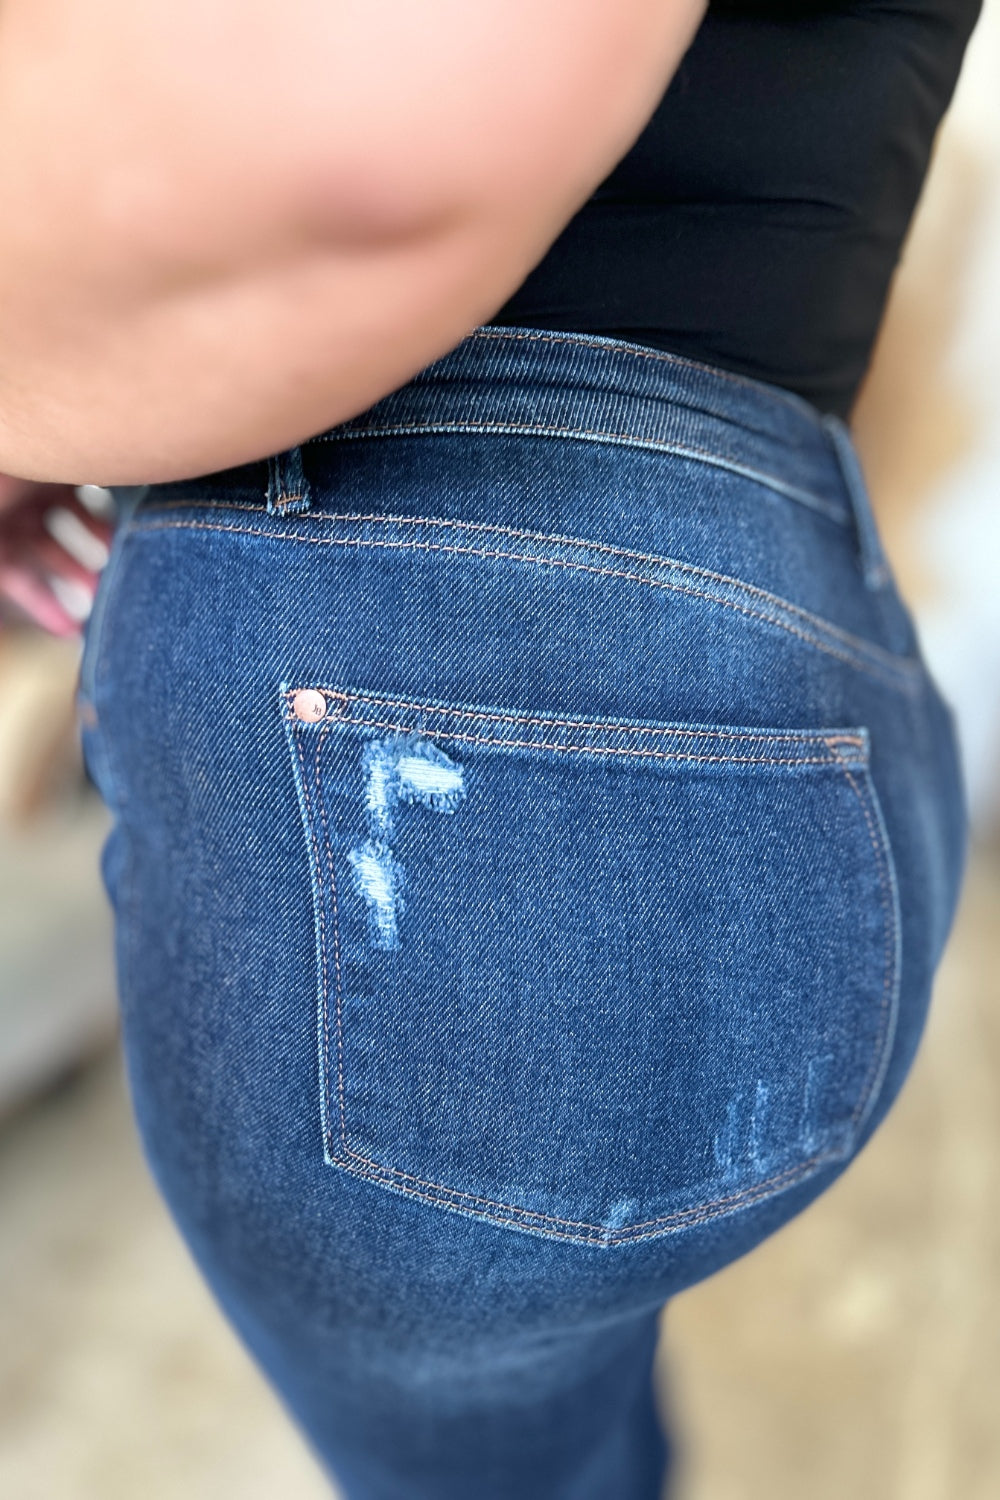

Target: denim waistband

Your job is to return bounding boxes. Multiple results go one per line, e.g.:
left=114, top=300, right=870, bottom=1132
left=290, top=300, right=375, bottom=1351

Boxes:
left=144, top=327, right=866, bottom=535
left=315, top=329, right=858, bottom=527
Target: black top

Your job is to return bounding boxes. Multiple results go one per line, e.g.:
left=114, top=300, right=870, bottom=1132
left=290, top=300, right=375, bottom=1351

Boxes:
left=489, top=0, right=981, bottom=416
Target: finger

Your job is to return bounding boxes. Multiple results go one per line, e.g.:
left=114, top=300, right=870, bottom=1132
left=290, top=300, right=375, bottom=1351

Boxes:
left=45, top=494, right=114, bottom=561
left=0, top=563, right=81, bottom=637
left=29, top=531, right=104, bottom=591
left=66, top=491, right=115, bottom=545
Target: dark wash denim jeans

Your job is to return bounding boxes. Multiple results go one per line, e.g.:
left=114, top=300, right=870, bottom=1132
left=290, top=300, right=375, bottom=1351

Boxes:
left=78, top=329, right=966, bottom=1499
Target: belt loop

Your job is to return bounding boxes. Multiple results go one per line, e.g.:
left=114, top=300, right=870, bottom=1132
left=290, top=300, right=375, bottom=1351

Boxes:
left=823, top=414, right=889, bottom=590
left=266, top=445, right=312, bottom=516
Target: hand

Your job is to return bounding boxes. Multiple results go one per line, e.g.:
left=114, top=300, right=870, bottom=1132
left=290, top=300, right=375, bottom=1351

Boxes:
left=0, top=475, right=112, bottom=637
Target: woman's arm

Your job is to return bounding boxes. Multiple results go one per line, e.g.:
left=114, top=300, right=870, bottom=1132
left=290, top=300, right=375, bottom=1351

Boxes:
left=0, top=0, right=704, bottom=485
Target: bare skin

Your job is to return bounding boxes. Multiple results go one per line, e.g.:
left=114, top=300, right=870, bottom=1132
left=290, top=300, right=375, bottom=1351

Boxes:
left=0, top=0, right=705, bottom=629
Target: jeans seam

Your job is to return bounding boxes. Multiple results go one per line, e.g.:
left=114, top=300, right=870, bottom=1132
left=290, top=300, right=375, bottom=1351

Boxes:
left=317, top=512, right=862, bottom=620
left=134, top=518, right=921, bottom=691
left=282, top=687, right=866, bottom=752
left=317, top=421, right=847, bottom=525
left=839, top=765, right=900, bottom=1132
left=296, top=727, right=884, bottom=1247
left=292, top=716, right=854, bottom=768
left=331, top=1150, right=840, bottom=1247
left=296, top=725, right=350, bottom=1155
left=139, top=502, right=887, bottom=660
left=466, top=327, right=820, bottom=419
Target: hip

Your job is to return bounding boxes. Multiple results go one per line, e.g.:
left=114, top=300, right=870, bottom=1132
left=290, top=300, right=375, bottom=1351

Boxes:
left=77, top=328, right=967, bottom=1256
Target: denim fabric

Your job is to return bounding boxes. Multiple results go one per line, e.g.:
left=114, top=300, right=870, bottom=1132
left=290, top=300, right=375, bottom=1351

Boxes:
left=78, top=329, right=967, bottom=1499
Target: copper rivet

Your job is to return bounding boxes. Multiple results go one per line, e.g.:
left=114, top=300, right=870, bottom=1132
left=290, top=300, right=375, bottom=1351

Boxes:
left=292, top=689, right=328, bottom=723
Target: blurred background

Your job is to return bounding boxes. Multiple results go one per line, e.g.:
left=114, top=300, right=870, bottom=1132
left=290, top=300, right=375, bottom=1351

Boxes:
left=2, top=5, right=999, bottom=1497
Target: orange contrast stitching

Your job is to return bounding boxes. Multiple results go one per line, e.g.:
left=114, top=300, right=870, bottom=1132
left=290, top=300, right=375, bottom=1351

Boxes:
left=134, top=518, right=917, bottom=688
left=313, top=722, right=349, bottom=1150
left=282, top=686, right=866, bottom=757
left=146, top=504, right=910, bottom=676
left=302, top=721, right=874, bottom=1246
left=294, top=731, right=346, bottom=1151
left=466, top=327, right=815, bottom=416
left=331, top=1143, right=835, bottom=1245
left=302, top=513, right=869, bottom=649
left=294, top=712, right=851, bottom=767
left=323, top=418, right=840, bottom=518
left=315, top=757, right=842, bottom=1243
left=143, top=503, right=913, bottom=678
left=840, top=767, right=898, bottom=1129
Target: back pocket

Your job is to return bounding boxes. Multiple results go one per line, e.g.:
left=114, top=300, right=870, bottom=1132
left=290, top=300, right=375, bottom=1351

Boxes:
left=282, top=683, right=898, bottom=1246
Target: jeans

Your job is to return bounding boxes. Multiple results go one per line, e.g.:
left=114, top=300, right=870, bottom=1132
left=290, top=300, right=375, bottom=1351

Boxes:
left=78, top=328, right=967, bottom=1499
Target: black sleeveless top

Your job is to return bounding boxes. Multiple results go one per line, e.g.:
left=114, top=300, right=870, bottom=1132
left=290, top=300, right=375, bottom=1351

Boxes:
left=489, top=0, right=981, bottom=416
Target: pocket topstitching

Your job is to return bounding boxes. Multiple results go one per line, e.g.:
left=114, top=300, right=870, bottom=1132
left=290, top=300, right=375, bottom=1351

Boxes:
left=282, top=682, right=899, bottom=1246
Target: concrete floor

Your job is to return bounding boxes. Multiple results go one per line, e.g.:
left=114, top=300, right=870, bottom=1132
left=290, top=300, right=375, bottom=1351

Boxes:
left=0, top=852, right=997, bottom=1500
